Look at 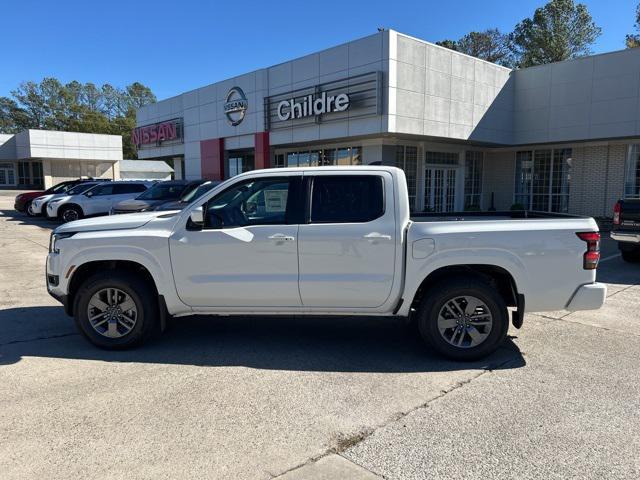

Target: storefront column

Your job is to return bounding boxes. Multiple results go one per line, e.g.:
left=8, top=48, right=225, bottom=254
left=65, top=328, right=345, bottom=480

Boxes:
left=200, top=138, right=225, bottom=180
left=254, top=132, right=270, bottom=170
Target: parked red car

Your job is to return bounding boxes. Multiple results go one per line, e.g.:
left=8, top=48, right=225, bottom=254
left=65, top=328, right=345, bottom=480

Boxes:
left=14, top=179, right=99, bottom=215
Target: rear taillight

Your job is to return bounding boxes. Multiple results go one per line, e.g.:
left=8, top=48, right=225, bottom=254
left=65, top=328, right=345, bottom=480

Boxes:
left=577, top=232, right=600, bottom=270
left=613, top=201, right=621, bottom=225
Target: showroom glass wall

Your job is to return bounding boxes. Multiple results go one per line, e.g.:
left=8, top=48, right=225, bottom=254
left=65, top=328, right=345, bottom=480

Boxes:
left=273, top=146, right=362, bottom=168
left=514, top=148, right=571, bottom=212
left=625, top=145, right=640, bottom=199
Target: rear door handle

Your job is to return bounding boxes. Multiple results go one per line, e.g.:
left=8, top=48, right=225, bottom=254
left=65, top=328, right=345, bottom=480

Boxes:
left=268, top=233, right=295, bottom=242
left=363, top=232, right=392, bottom=241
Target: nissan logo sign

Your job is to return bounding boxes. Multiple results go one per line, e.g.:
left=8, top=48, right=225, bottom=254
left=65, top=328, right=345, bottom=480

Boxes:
left=224, top=87, right=248, bottom=126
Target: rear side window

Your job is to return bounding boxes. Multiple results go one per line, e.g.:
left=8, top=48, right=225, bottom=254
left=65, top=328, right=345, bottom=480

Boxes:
left=310, top=175, right=384, bottom=223
left=114, top=183, right=147, bottom=194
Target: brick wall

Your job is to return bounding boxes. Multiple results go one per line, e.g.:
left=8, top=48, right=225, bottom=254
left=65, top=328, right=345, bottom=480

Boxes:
left=570, top=144, right=627, bottom=218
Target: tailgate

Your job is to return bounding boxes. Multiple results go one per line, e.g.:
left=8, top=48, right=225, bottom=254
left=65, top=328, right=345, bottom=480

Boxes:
left=617, top=200, right=640, bottom=231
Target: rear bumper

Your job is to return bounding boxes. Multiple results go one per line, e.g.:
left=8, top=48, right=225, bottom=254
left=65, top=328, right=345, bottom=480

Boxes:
left=611, top=231, right=640, bottom=244
left=566, top=282, right=607, bottom=311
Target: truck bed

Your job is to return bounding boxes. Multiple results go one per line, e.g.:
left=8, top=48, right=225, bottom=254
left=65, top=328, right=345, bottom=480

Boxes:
left=410, top=210, right=588, bottom=222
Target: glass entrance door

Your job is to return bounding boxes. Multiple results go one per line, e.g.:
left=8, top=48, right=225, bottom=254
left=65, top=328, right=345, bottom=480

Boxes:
left=424, top=167, right=456, bottom=213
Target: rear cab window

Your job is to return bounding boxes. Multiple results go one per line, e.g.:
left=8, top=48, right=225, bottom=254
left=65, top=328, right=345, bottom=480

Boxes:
left=309, top=175, right=385, bottom=223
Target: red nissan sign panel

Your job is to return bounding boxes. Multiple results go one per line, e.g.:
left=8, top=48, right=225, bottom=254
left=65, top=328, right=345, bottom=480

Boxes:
left=132, top=118, right=183, bottom=147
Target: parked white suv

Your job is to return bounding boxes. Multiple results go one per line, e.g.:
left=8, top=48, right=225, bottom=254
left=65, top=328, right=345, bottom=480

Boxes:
left=31, top=181, right=103, bottom=217
left=47, top=181, right=151, bottom=222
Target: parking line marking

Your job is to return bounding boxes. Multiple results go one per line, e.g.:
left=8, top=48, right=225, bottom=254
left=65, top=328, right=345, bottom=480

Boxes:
left=599, top=253, right=621, bottom=263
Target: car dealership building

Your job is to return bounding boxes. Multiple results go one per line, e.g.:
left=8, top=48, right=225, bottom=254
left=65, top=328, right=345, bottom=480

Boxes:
left=135, top=29, right=640, bottom=217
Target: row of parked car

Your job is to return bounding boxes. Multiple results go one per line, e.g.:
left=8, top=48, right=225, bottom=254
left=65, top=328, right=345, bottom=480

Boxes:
left=14, top=178, right=221, bottom=222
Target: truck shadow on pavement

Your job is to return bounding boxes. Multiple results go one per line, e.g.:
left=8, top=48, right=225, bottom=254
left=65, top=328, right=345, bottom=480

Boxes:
left=0, top=305, right=525, bottom=372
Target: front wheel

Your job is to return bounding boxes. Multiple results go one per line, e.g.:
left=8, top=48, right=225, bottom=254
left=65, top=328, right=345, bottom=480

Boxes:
left=74, top=271, right=158, bottom=349
left=25, top=201, right=35, bottom=216
left=59, top=205, right=83, bottom=223
left=416, top=276, right=509, bottom=361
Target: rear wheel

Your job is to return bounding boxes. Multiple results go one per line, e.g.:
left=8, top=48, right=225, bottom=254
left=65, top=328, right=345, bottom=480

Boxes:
left=621, top=249, right=640, bottom=263
left=416, top=276, right=509, bottom=361
left=74, top=271, right=158, bottom=349
left=59, top=205, right=83, bottom=223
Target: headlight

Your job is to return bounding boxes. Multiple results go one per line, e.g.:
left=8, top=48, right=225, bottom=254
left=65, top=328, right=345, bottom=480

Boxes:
left=49, top=232, right=75, bottom=253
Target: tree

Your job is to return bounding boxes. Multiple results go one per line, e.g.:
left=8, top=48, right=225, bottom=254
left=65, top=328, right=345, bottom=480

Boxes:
left=626, top=4, right=640, bottom=48
left=511, top=0, right=601, bottom=67
left=437, top=29, right=516, bottom=67
left=0, top=78, right=156, bottom=158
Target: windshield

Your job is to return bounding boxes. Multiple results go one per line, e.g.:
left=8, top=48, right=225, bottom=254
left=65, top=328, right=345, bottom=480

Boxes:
left=180, top=182, right=219, bottom=203
left=137, top=183, right=186, bottom=200
left=66, top=183, right=99, bottom=195
left=46, top=182, right=74, bottom=194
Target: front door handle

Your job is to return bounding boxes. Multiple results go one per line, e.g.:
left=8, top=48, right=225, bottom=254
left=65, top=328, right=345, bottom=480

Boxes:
left=268, top=233, right=295, bottom=242
left=363, top=232, right=392, bottom=241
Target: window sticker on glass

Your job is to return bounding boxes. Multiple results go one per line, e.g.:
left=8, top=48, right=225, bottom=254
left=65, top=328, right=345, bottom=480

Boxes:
left=264, top=190, right=288, bottom=212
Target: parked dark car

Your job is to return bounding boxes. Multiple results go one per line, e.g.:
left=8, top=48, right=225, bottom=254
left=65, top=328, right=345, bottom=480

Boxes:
left=153, top=180, right=222, bottom=211
left=110, top=180, right=204, bottom=214
left=611, top=199, right=640, bottom=262
left=14, top=178, right=99, bottom=215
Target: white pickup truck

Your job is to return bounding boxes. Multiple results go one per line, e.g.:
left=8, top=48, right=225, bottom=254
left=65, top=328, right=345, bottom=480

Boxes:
left=46, top=167, right=606, bottom=360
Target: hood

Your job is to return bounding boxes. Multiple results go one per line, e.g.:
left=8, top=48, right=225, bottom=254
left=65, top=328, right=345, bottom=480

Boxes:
left=54, top=210, right=179, bottom=234
left=33, top=194, right=55, bottom=205
left=113, top=199, right=160, bottom=211
left=16, top=191, right=45, bottom=201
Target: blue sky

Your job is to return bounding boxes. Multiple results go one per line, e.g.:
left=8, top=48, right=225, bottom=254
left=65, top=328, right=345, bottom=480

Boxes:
left=1, top=0, right=637, bottom=100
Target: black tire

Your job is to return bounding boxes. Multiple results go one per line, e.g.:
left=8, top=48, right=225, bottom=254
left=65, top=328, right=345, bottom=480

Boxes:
left=59, top=205, right=83, bottom=223
left=621, top=250, right=640, bottom=263
left=416, top=276, right=509, bottom=361
left=25, top=201, right=35, bottom=216
left=74, top=271, right=158, bottom=349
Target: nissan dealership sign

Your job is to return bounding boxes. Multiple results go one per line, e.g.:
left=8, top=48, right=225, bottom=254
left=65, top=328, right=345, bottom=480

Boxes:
left=132, top=118, right=183, bottom=147
left=277, top=92, right=350, bottom=121
left=265, top=71, right=382, bottom=131
left=224, top=87, right=249, bottom=126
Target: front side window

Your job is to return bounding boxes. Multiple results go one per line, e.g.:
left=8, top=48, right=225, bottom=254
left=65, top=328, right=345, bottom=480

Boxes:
left=114, top=184, right=147, bottom=194
left=625, top=145, right=640, bottom=198
left=310, top=175, right=384, bottom=223
left=205, top=177, right=292, bottom=228
left=138, top=183, right=185, bottom=200
left=91, top=184, right=115, bottom=196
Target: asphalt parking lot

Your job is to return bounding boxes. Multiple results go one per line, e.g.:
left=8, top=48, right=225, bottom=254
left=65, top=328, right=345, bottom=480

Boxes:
left=0, top=190, right=638, bottom=480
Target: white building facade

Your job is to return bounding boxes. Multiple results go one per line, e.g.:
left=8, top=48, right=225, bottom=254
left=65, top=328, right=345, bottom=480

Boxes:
left=0, top=130, right=122, bottom=189
left=135, top=30, right=640, bottom=218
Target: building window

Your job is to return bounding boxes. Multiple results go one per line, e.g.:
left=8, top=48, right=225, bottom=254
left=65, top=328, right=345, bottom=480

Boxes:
left=395, top=146, right=418, bottom=210
left=514, top=149, right=571, bottom=212
left=625, top=145, right=640, bottom=198
left=31, top=161, right=44, bottom=188
left=464, top=151, right=483, bottom=210
left=275, top=146, right=363, bottom=168
left=425, top=151, right=459, bottom=166
left=228, top=154, right=254, bottom=178
left=18, top=162, right=31, bottom=185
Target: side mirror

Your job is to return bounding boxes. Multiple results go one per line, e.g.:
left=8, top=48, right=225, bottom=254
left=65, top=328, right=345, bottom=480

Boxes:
left=186, top=206, right=204, bottom=231
left=190, top=206, right=204, bottom=224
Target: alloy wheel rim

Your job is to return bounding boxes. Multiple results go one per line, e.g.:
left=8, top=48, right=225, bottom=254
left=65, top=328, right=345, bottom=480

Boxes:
left=63, top=209, right=78, bottom=222
left=87, top=288, right=138, bottom=338
left=436, top=295, right=493, bottom=349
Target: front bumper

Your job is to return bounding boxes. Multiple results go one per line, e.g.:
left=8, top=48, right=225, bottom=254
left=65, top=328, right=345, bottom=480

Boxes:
left=566, top=282, right=607, bottom=311
left=611, top=231, right=640, bottom=244
left=14, top=201, right=26, bottom=212
left=46, top=252, right=72, bottom=316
